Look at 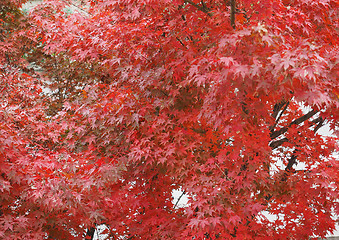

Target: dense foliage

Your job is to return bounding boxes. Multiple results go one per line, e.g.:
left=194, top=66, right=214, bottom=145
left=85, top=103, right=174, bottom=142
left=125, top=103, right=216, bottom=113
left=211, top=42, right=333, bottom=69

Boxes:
left=0, top=0, right=338, bottom=239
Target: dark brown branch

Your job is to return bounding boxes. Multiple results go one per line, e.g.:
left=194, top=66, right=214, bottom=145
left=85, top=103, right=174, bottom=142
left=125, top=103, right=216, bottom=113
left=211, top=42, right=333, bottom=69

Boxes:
left=272, top=101, right=287, bottom=119
left=269, top=137, right=288, bottom=149
left=184, top=0, right=212, bottom=16
left=230, top=0, right=236, bottom=29
left=85, top=227, right=95, bottom=240
left=285, top=154, right=297, bottom=172
left=174, top=191, right=186, bottom=209
left=176, top=37, right=187, bottom=48
left=312, top=117, right=324, bottom=133
left=269, top=111, right=323, bottom=149
left=289, top=109, right=318, bottom=125
left=192, top=127, right=206, bottom=134
left=241, top=101, right=249, bottom=114
left=270, top=101, right=289, bottom=132
left=270, top=109, right=318, bottom=140
left=281, top=153, right=298, bottom=181
left=201, top=0, right=207, bottom=9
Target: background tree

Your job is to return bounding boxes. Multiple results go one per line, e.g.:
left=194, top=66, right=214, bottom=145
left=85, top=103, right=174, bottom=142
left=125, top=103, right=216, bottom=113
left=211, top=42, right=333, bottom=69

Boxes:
left=1, top=0, right=338, bottom=239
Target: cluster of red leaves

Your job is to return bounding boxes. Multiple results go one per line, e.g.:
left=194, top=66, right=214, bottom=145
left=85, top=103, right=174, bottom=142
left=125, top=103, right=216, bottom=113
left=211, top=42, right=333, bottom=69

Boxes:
left=0, top=0, right=338, bottom=239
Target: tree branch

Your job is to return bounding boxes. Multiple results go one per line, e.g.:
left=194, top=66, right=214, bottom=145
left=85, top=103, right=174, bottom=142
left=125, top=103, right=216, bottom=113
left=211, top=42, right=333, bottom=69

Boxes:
left=85, top=227, right=95, bottom=240
left=270, top=109, right=318, bottom=140
left=269, top=137, right=288, bottom=149
left=216, top=163, right=229, bottom=179
left=176, top=37, right=187, bottom=48
left=184, top=0, right=212, bottom=16
left=230, top=0, right=236, bottom=29
left=174, top=191, right=186, bottom=209
left=272, top=101, right=287, bottom=119
left=279, top=154, right=297, bottom=182
left=285, top=153, right=297, bottom=172
left=270, top=101, right=289, bottom=132
left=312, top=116, right=324, bottom=133
left=269, top=110, right=323, bottom=149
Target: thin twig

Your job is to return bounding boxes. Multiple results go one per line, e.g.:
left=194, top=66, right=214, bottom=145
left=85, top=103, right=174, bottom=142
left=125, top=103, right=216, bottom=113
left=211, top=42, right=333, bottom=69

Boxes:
left=174, top=191, right=186, bottom=209
left=176, top=37, right=187, bottom=48
left=216, top=163, right=228, bottom=179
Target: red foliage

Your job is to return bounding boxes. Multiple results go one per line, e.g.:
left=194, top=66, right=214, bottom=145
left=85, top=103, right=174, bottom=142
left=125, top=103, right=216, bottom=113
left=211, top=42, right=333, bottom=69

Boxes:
left=0, top=0, right=338, bottom=239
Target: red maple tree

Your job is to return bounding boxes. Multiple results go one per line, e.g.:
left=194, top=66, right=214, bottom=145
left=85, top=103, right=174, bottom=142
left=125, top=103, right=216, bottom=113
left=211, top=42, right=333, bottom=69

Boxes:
left=1, top=0, right=338, bottom=239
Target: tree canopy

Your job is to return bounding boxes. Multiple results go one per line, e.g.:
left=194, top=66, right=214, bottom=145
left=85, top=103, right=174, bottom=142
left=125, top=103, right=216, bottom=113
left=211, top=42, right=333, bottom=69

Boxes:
left=0, top=0, right=338, bottom=239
